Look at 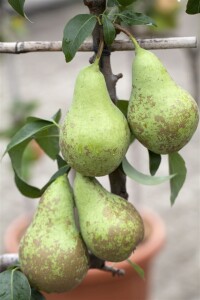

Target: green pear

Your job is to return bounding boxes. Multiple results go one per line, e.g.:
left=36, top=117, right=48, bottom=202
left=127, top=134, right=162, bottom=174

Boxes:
left=127, top=37, right=199, bottom=154
left=74, top=173, right=144, bottom=262
left=19, top=175, right=89, bottom=293
left=59, top=60, right=130, bottom=177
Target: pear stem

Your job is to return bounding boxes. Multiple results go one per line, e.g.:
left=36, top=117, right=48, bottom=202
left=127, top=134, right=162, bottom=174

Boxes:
left=95, top=38, right=104, bottom=64
left=114, top=24, right=140, bottom=51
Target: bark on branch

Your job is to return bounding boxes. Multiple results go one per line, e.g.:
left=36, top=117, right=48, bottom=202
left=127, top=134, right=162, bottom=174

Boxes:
left=0, top=37, right=197, bottom=54
left=83, top=0, right=129, bottom=269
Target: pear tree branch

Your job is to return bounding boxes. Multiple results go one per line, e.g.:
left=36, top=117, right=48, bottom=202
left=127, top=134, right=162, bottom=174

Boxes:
left=102, top=265, right=125, bottom=276
left=0, top=37, right=197, bottom=54
left=83, top=0, right=128, bottom=271
left=84, top=0, right=128, bottom=201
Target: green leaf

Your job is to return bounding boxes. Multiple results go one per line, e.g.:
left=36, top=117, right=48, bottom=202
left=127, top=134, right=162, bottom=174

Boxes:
left=117, top=11, right=156, bottom=26
left=56, top=154, right=67, bottom=169
left=31, top=289, right=46, bottom=300
left=8, top=139, right=31, bottom=176
left=122, top=157, right=175, bottom=185
left=45, top=165, right=71, bottom=189
left=0, top=269, right=31, bottom=300
left=62, top=14, right=97, bottom=62
left=168, top=153, right=187, bottom=205
left=27, top=109, right=61, bottom=124
left=106, top=6, right=120, bottom=22
left=51, top=109, right=61, bottom=123
left=127, top=259, right=145, bottom=279
left=14, top=171, right=41, bottom=198
left=27, top=110, right=60, bottom=159
left=8, top=0, right=26, bottom=17
left=6, top=122, right=59, bottom=178
left=14, top=165, right=70, bottom=198
left=35, top=126, right=59, bottom=160
left=8, top=0, right=31, bottom=21
left=4, top=110, right=61, bottom=175
left=5, top=121, right=51, bottom=154
left=102, top=14, right=116, bottom=45
left=148, top=150, right=161, bottom=176
left=186, top=0, right=200, bottom=14
left=3, top=110, right=64, bottom=198
left=116, top=100, right=128, bottom=117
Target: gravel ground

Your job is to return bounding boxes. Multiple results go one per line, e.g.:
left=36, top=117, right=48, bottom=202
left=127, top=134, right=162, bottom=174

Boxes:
left=0, top=2, right=200, bottom=300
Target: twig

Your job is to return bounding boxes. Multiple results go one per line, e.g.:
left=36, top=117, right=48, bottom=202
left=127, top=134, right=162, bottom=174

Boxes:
left=114, top=24, right=133, bottom=40
left=89, top=253, right=125, bottom=276
left=0, top=37, right=197, bottom=54
left=96, top=38, right=104, bottom=61
left=114, top=24, right=139, bottom=50
left=102, top=265, right=125, bottom=276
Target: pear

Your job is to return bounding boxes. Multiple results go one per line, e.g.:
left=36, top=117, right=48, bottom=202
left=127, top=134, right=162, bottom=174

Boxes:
left=127, top=37, right=199, bottom=154
left=19, top=175, right=89, bottom=293
left=59, top=60, right=130, bottom=177
left=74, top=173, right=144, bottom=262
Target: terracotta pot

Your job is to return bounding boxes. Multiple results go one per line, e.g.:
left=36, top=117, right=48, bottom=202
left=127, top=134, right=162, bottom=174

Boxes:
left=4, top=209, right=166, bottom=300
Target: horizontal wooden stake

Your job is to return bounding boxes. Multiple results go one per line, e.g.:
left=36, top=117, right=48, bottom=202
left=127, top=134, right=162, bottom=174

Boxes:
left=0, top=37, right=197, bottom=54
left=0, top=253, right=19, bottom=272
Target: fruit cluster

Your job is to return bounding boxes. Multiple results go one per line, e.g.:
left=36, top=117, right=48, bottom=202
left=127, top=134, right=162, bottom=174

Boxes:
left=19, top=38, right=199, bottom=293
